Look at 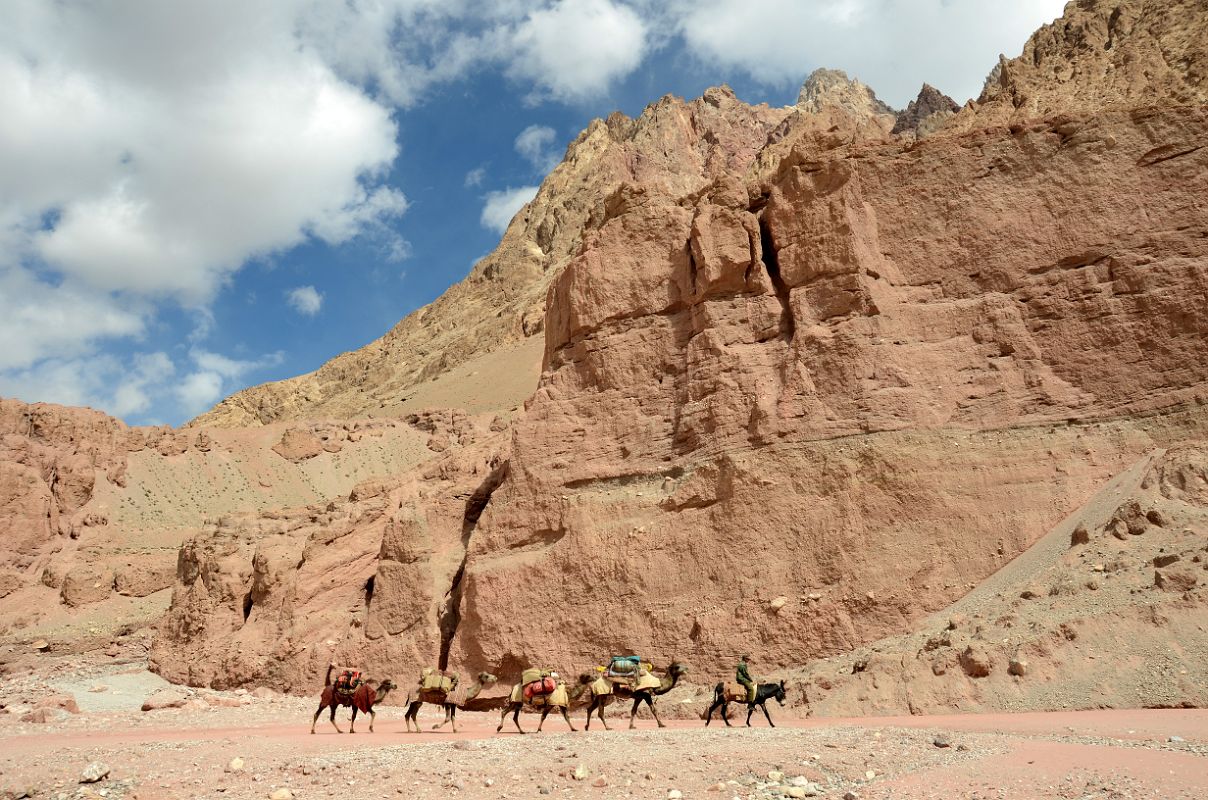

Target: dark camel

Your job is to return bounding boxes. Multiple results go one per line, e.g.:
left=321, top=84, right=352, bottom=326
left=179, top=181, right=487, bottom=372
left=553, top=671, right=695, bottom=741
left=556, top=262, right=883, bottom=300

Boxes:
left=705, top=680, right=786, bottom=727
left=579, top=662, right=688, bottom=730
left=496, top=678, right=585, bottom=734
left=310, top=664, right=396, bottom=734
left=403, top=672, right=498, bottom=733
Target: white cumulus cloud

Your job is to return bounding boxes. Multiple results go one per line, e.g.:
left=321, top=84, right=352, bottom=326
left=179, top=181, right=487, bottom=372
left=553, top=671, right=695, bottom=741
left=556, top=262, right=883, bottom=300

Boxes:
left=287, top=286, right=324, bottom=316
left=175, top=349, right=285, bottom=418
left=506, top=0, right=648, bottom=102
left=670, top=0, right=1068, bottom=106
left=480, top=186, right=540, bottom=235
left=515, top=124, right=561, bottom=173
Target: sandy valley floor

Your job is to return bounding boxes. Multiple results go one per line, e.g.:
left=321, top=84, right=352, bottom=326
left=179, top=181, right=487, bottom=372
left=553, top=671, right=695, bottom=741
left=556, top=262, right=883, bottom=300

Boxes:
left=3, top=655, right=1206, bottom=800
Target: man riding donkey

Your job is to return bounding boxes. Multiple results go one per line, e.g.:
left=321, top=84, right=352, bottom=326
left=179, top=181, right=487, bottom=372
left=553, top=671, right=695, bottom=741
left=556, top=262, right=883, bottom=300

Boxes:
left=736, top=654, right=756, bottom=702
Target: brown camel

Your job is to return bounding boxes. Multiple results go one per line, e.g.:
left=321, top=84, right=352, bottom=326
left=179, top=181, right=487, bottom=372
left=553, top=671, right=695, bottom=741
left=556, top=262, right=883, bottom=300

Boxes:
left=310, top=664, right=396, bottom=734
left=579, top=662, right=688, bottom=730
left=403, top=671, right=499, bottom=733
left=496, top=676, right=585, bottom=734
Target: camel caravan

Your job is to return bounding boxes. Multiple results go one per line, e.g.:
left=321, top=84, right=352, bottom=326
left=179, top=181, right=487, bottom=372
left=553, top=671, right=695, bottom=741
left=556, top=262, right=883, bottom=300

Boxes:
left=312, top=654, right=788, bottom=734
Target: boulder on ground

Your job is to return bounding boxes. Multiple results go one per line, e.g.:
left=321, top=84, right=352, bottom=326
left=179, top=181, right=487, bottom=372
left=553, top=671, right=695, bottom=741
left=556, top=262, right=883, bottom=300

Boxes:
left=141, top=688, right=190, bottom=711
left=271, top=429, right=323, bottom=462
left=59, top=565, right=114, bottom=607
left=1154, top=569, right=1198, bottom=593
left=114, top=556, right=175, bottom=597
left=958, top=646, right=993, bottom=678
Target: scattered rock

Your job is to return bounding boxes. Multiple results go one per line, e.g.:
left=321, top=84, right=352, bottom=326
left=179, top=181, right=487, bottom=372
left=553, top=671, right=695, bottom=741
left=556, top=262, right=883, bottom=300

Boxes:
left=251, top=687, right=279, bottom=699
left=767, top=770, right=784, bottom=782
left=573, top=764, right=589, bottom=781
left=769, top=596, right=788, bottom=612
left=1154, top=554, right=1181, bottom=568
left=31, top=640, right=49, bottom=652
left=1008, top=658, right=1028, bottom=677
left=19, top=708, right=62, bottom=724
left=80, top=763, right=110, bottom=784
left=141, top=688, right=189, bottom=711
left=1070, top=524, right=1090, bottom=546
left=668, top=791, right=684, bottom=800
left=591, top=776, right=608, bottom=788
left=1154, top=569, right=1198, bottom=593
left=958, top=645, right=993, bottom=678
left=933, top=734, right=952, bottom=748
left=268, top=789, right=293, bottom=800
left=226, top=758, right=245, bottom=774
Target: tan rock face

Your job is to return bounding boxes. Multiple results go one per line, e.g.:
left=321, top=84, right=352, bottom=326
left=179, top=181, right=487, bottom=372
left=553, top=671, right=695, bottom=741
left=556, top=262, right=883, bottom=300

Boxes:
left=0, top=399, right=133, bottom=574
left=949, top=0, right=1208, bottom=131
left=270, top=428, right=324, bottom=462
left=151, top=415, right=509, bottom=690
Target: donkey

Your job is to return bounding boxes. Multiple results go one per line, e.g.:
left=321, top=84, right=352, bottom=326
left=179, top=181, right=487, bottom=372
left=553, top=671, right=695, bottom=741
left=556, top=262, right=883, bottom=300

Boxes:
left=704, top=679, right=786, bottom=727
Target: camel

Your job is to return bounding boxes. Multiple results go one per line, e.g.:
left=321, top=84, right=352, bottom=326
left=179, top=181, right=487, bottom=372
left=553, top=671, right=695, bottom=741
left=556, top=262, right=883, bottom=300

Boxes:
left=704, top=679, right=786, bottom=727
left=310, top=664, right=396, bottom=734
left=579, top=661, right=688, bottom=730
left=403, top=671, right=498, bottom=733
left=496, top=676, right=585, bottom=734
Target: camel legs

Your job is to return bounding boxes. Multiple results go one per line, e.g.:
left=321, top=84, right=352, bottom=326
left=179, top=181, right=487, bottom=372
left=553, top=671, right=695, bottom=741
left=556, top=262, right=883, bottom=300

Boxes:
left=536, top=706, right=551, bottom=732
left=585, top=696, right=609, bottom=731
left=644, top=694, right=665, bottom=728
left=368, top=708, right=376, bottom=733
left=349, top=706, right=359, bottom=733
left=432, top=704, right=457, bottom=733
left=404, top=701, right=420, bottom=732
left=628, top=696, right=642, bottom=729
left=559, top=706, right=577, bottom=732
left=329, top=704, right=343, bottom=733
left=310, top=703, right=325, bottom=734
left=498, top=703, right=525, bottom=734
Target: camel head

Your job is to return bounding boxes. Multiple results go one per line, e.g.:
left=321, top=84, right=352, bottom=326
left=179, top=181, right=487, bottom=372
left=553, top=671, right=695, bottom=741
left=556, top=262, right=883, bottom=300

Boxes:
left=577, top=671, right=597, bottom=686
left=477, top=672, right=499, bottom=686
left=376, top=679, right=396, bottom=700
left=667, top=661, right=689, bottom=678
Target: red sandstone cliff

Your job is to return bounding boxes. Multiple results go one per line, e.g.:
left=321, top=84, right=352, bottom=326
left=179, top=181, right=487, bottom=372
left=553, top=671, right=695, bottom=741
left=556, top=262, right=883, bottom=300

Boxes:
left=141, top=0, right=1208, bottom=710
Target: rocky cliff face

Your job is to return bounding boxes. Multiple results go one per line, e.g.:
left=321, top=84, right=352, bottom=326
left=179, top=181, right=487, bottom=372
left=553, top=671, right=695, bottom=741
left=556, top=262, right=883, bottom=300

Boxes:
left=193, top=88, right=789, bottom=427
left=147, top=0, right=1208, bottom=710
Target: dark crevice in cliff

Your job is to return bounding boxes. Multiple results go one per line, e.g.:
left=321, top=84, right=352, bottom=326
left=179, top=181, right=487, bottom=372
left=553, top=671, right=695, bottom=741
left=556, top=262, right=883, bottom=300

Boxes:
left=364, top=575, right=375, bottom=608
left=242, top=592, right=253, bottom=622
left=758, top=215, right=796, bottom=339
left=438, top=460, right=510, bottom=669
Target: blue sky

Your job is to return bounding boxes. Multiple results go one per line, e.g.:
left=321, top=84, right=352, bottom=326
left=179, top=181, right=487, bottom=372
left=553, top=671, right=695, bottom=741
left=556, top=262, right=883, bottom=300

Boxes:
left=0, top=0, right=1066, bottom=426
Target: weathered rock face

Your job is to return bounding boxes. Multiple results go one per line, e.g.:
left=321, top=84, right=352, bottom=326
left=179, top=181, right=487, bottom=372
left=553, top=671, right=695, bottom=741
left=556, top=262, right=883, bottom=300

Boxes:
left=950, top=0, right=1208, bottom=131
left=446, top=92, right=1208, bottom=672
left=0, top=400, right=133, bottom=574
left=151, top=0, right=1208, bottom=708
left=193, top=87, right=790, bottom=427
left=789, top=445, right=1208, bottom=715
left=150, top=413, right=509, bottom=690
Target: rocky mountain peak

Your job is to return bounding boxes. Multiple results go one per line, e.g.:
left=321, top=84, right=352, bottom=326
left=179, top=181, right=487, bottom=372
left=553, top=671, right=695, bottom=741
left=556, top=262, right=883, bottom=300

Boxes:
left=891, top=83, right=961, bottom=137
left=797, top=68, right=896, bottom=118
